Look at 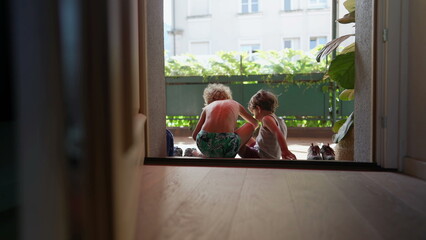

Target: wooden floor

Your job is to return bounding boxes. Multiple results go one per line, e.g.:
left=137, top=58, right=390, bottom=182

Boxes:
left=136, top=166, right=426, bottom=240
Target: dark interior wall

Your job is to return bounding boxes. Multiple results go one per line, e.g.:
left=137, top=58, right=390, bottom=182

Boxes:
left=0, top=0, right=14, bottom=123
left=407, top=1, right=426, bottom=163
left=0, top=0, right=18, bottom=239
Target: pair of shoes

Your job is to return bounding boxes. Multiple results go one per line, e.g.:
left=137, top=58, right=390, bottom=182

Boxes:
left=184, top=148, right=197, bottom=157
left=307, top=143, right=335, bottom=160
left=320, top=143, right=335, bottom=160
left=173, top=146, right=183, bottom=156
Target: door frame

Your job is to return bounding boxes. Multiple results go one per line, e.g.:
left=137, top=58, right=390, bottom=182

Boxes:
left=374, top=0, right=408, bottom=170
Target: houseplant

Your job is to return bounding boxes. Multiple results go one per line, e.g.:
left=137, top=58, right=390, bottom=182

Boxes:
left=316, top=0, right=355, bottom=160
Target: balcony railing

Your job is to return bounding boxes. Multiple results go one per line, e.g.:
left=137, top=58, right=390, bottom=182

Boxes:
left=166, top=73, right=353, bottom=126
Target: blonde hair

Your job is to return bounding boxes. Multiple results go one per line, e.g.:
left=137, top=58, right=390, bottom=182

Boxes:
left=248, top=90, right=279, bottom=113
left=203, top=83, right=232, bottom=105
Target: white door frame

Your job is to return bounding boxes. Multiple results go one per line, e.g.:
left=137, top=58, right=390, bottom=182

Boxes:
left=374, top=0, right=408, bottom=170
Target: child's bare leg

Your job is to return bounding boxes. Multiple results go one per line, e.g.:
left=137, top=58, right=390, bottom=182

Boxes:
left=238, top=137, right=255, bottom=156
left=235, top=123, right=256, bottom=146
left=246, top=137, right=256, bottom=147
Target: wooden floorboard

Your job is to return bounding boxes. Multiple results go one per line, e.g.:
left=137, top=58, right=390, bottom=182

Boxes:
left=285, top=170, right=382, bottom=240
left=155, top=168, right=247, bottom=240
left=362, top=172, right=426, bottom=215
left=137, top=166, right=211, bottom=240
left=326, top=171, right=426, bottom=240
left=136, top=166, right=426, bottom=240
left=228, top=169, right=303, bottom=240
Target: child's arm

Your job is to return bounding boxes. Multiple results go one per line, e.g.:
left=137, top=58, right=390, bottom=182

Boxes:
left=192, top=110, right=206, bottom=141
left=238, top=103, right=258, bottom=128
left=262, top=116, right=297, bottom=160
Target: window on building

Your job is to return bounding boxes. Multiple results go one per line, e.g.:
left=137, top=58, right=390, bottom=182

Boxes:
left=283, top=38, right=300, bottom=50
left=310, top=36, right=327, bottom=49
left=190, top=41, right=210, bottom=55
left=240, top=43, right=260, bottom=60
left=188, top=0, right=210, bottom=17
left=241, top=0, right=259, bottom=14
left=240, top=43, right=260, bottom=53
left=283, top=0, right=300, bottom=11
left=308, top=0, right=327, bottom=9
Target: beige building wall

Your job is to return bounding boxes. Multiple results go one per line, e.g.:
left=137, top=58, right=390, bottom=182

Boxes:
left=169, top=0, right=355, bottom=55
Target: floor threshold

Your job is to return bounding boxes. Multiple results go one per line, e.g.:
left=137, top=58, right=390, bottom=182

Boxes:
left=144, top=157, right=395, bottom=171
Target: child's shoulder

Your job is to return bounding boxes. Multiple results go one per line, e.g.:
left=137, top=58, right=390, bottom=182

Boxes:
left=261, top=114, right=276, bottom=124
left=262, top=114, right=284, bottom=126
left=262, top=113, right=277, bottom=120
left=222, top=99, right=240, bottom=106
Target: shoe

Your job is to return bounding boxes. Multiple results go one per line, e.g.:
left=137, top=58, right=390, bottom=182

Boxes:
left=321, top=143, right=335, bottom=160
left=184, top=148, right=197, bottom=157
left=307, top=143, right=322, bottom=160
left=173, top=146, right=183, bottom=156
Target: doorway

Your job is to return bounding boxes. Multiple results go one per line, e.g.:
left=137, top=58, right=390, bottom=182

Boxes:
left=157, top=0, right=376, bottom=164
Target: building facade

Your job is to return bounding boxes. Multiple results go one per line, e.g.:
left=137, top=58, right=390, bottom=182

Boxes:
left=166, top=0, right=354, bottom=57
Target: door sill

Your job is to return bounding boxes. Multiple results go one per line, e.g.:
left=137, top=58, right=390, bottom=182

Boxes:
left=145, top=157, right=395, bottom=171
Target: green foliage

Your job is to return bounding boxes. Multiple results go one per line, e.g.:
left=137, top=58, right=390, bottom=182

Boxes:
left=165, top=48, right=327, bottom=77
left=285, top=119, right=332, bottom=128
left=166, top=116, right=333, bottom=129
left=332, top=112, right=354, bottom=143
left=343, top=0, right=355, bottom=12
left=328, top=52, right=355, bottom=89
left=164, top=55, right=209, bottom=77
left=332, top=118, right=347, bottom=133
left=209, top=51, right=258, bottom=75
left=339, top=89, right=355, bottom=101
left=166, top=116, right=199, bottom=130
left=316, top=0, right=356, bottom=142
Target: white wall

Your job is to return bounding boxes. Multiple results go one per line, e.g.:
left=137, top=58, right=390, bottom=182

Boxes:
left=171, top=0, right=335, bottom=55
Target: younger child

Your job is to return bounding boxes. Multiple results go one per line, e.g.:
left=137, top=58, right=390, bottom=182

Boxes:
left=192, top=83, right=258, bottom=158
left=239, top=90, right=297, bottom=160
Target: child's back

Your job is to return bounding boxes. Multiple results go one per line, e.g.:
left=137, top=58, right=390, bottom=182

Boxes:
left=255, top=114, right=287, bottom=159
left=201, top=99, right=240, bottom=133
left=192, top=84, right=258, bottom=158
left=239, top=90, right=296, bottom=160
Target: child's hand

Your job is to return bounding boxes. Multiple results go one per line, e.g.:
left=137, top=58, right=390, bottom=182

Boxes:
left=282, top=151, right=297, bottom=160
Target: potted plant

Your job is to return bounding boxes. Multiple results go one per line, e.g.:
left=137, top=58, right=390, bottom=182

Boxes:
left=316, top=0, right=355, bottom=160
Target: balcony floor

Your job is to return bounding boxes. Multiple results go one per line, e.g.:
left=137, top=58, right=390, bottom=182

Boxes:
left=173, top=135, right=334, bottom=160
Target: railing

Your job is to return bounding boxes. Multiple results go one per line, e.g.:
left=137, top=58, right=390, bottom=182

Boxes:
left=166, top=74, right=353, bottom=124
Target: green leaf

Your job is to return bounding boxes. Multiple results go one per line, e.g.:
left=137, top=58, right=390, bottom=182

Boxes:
left=328, top=52, right=355, bottom=89
left=316, top=34, right=354, bottom=62
left=339, top=89, right=355, bottom=101
left=341, top=43, right=355, bottom=54
left=332, top=112, right=354, bottom=143
left=332, top=119, right=347, bottom=133
left=343, top=0, right=355, bottom=13
left=337, top=11, right=355, bottom=24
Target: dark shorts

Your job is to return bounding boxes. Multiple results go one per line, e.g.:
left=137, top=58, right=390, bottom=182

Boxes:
left=240, top=145, right=260, bottom=158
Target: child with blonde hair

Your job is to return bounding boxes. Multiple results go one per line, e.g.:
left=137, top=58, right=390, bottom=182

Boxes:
left=192, top=83, right=258, bottom=158
left=238, top=90, right=297, bottom=160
